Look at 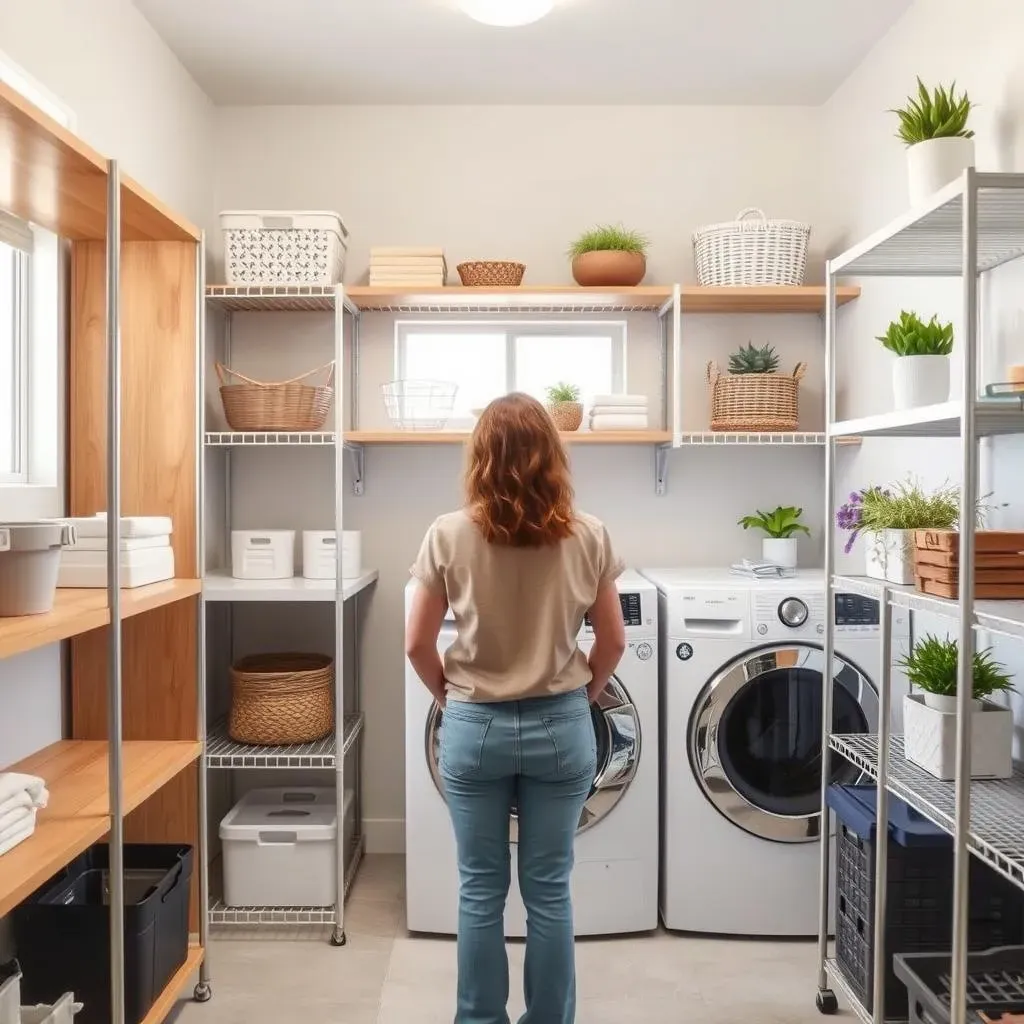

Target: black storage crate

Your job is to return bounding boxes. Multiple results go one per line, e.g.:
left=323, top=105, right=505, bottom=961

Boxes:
left=13, top=843, right=193, bottom=1024
left=828, top=786, right=1024, bottom=1018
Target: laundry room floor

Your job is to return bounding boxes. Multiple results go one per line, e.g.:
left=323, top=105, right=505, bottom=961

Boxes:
left=171, top=856, right=832, bottom=1023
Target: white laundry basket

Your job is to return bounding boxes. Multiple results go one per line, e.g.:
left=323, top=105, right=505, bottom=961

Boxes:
left=220, top=210, right=349, bottom=285
left=692, top=208, right=810, bottom=286
left=20, top=994, right=83, bottom=1024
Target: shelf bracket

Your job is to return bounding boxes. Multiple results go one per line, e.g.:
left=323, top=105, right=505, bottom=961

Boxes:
left=654, top=445, right=669, bottom=497
left=345, top=444, right=365, bottom=496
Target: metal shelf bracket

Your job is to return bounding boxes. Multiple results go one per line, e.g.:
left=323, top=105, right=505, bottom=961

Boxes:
left=345, top=444, right=365, bottom=496
left=654, top=445, right=669, bottom=496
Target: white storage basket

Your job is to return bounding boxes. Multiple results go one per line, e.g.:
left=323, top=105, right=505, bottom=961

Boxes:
left=220, top=210, right=349, bottom=286
left=231, top=530, right=295, bottom=580
left=692, top=208, right=810, bottom=286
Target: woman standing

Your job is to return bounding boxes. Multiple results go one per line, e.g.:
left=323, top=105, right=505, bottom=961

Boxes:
left=405, top=392, right=626, bottom=1024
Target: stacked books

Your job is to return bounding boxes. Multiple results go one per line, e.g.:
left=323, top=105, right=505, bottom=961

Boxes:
left=370, top=247, right=447, bottom=287
left=730, top=559, right=797, bottom=580
left=589, top=394, right=649, bottom=432
left=55, top=513, right=175, bottom=589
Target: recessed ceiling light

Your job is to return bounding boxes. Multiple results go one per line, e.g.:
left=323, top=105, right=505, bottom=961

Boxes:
left=458, top=0, right=554, bottom=27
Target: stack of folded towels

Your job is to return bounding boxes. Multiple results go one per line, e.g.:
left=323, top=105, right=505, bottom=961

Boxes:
left=588, top=394, right=649, bottom=431
left=369, top=247, right=447, bottom=287
left=56, top=513, right=175, bottom=589
left=0, top=772, right=48, bottom=857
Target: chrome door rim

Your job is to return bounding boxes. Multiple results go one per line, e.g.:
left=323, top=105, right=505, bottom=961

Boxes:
left=425, top=677, right=641, bottom=841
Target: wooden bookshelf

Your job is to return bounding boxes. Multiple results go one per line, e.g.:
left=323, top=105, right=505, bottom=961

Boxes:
left=345, top=429, right=672, bottom=445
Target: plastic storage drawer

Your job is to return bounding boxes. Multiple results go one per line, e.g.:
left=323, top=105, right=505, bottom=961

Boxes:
left=827, top=785, right=1024, bottom=1018
left=13, top=844, right=193, bottom=1024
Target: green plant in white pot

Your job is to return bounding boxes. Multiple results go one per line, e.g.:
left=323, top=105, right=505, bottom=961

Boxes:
left=891, top=79, right=975, bottom=207
left=737, top=505, right=809, bottom=568
left=877, top=311, right=954, bottom=410
left=900, top=635, right=1014, bottom=780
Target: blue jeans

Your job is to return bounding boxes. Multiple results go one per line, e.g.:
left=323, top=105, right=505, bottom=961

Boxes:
left=440, top=687, right=596, bottom=1024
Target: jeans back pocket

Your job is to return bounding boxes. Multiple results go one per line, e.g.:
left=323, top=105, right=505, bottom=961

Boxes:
left=439, top=706, right=493, bottom=779
left=541, top=708, right=597, bottom=780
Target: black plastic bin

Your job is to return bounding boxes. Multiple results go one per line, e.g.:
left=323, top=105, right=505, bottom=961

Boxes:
left=13, top=843, right=193, bottom=1024
left=827, top=785, right=1024, bottom=1018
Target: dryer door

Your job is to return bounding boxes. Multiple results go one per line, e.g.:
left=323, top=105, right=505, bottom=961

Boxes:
left=425, top=676, right=641, bottom=841
left=689, top=643, right=877, bottom=844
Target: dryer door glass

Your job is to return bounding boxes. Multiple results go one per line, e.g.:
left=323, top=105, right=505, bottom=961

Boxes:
left=425, top=676, right=641, bottom=841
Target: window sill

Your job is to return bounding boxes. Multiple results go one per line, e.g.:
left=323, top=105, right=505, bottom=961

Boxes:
left=0, top=483, right=61, bottom=520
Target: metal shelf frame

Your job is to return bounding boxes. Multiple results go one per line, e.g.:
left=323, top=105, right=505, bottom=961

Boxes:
left=816, top=169, right=1024, bottom=1024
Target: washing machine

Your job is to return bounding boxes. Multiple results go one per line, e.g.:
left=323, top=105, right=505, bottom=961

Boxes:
left=640, top=568, right=909, bottom=937
left=405, top=569, right=659, bottom=936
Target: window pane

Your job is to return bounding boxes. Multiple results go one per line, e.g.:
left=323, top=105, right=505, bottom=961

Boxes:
left=0, top=244, right=15, bottom=475
left=402, top=332, right=506, bottom=422
left=515, top=335, right=614, bottom=406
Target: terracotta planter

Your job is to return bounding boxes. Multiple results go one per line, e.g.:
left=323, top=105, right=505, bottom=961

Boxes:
left=571, top=251, right=646, bottom=287
left=548, top=402, right=583, bottom=431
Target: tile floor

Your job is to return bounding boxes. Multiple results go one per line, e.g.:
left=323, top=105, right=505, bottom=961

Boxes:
left=172, top=855, right=837, bottom=1023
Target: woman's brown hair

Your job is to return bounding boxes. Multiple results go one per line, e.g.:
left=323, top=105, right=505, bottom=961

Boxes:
left=466, top=393, right=575, bottom=547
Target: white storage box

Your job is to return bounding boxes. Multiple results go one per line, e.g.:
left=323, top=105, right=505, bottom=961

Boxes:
left=220, top=787, right=338, bottom=908
left=56, top=514, right=172, bottom=539
left=231, top=530, right=295, bottom=580
left=57, top=545, right=174, bottom=589
left=0, top=963, right=19, bottom=1024
left=301, top=531, right=362, bottom=580
left=21, top=994, right=83, bottom=1024
left=220, top=211, right=349, bottom=286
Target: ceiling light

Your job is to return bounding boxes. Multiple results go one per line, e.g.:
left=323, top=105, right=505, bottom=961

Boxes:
left=458, top=0, right=553, bottom=27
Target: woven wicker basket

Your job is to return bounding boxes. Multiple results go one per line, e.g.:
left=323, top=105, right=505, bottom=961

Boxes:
left=706, top=361, right=806, bottom=431
left=216, top=361, right=334, bottom=431
left=693, top=208, right=810, bottom=287
left=228, top=653, right=334, bottom=746
left=456, top=261, right=526, bottom=287
left=547, top=402, right=583, bottom=431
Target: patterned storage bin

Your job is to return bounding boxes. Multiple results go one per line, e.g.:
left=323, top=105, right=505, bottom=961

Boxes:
left=220, top=210, right=349, bottom=285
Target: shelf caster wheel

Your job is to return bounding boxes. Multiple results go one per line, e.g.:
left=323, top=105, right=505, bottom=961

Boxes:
left=816, top=989, right=838, bottom=1015
left=331, top=928, right=347, bottom=947
left=193, top=983, right=212, bottom=1003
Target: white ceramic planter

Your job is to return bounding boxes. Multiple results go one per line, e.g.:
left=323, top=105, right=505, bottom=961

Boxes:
left=903, top=693, right=1012, bottom=781
left=906, top=137, right=975, bottom=207
left=862, top=529, right=886, bottom=581
left=763, top=537, right=797, bottom=568
left=892, top=354, right=950, bottom=411
left=862, top=528, right=914, bottom=584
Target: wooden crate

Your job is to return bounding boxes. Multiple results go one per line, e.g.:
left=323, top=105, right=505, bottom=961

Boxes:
left=913, top=531, right=1024, bottom=600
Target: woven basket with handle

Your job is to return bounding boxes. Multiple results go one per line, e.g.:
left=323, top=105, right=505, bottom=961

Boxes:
left=693, top=208, right=810, bottom=287
left=456, top=261, right=526, bottom=287
left=706, top=361, right=806, bottom=431
left=216, top=361, right=335, bottom=431
left=228, top=652, right=334, bottom=746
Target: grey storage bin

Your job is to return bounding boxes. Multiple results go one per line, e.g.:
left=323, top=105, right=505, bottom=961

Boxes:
left=0, top=523, right=75, bottom=616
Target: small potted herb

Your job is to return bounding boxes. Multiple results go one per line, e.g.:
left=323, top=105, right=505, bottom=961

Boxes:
left=877, top=311, right=954, bottom=410
left=737, top=505, right=810, bottom=568
left=891, top=79, right=975, bottom=206
left=567, top=225, right=648, bottom=287
left=545, top=382, right=583, bottom=432
left=901, top=635, right=1013, bottom=780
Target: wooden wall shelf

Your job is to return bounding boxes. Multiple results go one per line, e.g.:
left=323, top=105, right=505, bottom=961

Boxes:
left=345, top=430, right=672, bottom=445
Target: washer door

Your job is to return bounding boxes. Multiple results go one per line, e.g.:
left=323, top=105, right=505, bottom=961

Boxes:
left=689, top=643, right=877, bottom=844
left=426, top=677, right=641, bottom=841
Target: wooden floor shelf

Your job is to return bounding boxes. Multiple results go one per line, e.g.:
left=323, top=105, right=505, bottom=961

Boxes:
left=0, top=740, right=202, bottom=917
left=345, top=429, right=672, bottom=445
left=141, top=945, right=205, bottom=1024
left=0, top=579, right=201, bottom=661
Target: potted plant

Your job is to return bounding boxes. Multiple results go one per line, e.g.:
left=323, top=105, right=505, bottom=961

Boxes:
left=707, top=343, right=805, bottom=432
left=891, top=79, right=975, bottom=207
left=568, top=224, right=648, bottom=287
left=836, top=486, right=890, bottom=577
left=900, top=634, right=1013, bottom=780
left=737, top=505, right=810, bottom=568
left=545, top=382, right=583, bottom=431
left=877, top=311, right=954, bottom=410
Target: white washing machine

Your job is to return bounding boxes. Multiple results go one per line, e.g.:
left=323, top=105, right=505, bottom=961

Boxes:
left=405, top=569, right=659, bottom=936
left=640, top=568, right=910, bottom=937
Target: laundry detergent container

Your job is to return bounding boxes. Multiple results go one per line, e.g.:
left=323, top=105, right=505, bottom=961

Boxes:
left=0, top=523, right=75, bottom=615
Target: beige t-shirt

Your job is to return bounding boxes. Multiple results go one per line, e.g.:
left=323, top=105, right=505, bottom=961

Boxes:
left=410, top=510, right=624, bottom=702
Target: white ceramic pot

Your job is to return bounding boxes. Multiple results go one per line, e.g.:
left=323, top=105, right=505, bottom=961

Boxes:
left=906, top=137, right=975, bottom=207
left=882, top=528, right=916, bottom=585
left=903, top=693, right=1011, bottom=780
left=862, top=530, right=886, bottom=581
left=922, top=692, right=982, bottom=713
left=892, top=354, right=950, bottom=410
left=762, top=537, right=797, bottom=568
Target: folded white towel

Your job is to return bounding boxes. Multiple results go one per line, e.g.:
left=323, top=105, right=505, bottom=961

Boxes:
left=0, top=773, right=48, bottom=814
left=591, top=394, right=648, bottom=408
left=0, top=792, right=34, bottom=833
left=0, top=804, right=35, bottom=842
left=590, top=414, right=649, bottom=431
left=0, top=811, right=37, bottom=857
left=590, top=404, right=649, bottom=417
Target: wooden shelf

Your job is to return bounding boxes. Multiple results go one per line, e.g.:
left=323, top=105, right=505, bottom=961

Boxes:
left=141, top=945, right=204, bottom=1024
left=0, top=740, right=202, bottom=917
left=345, top=430, right=672, bottom=445
left=0, top=579, right=201, bottom=661
left=680, top=285, right=860, bottom=312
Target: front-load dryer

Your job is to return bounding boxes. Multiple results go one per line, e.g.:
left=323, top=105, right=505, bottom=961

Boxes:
left=640, top=568, right=909, bottom=936
left=405, top=569, right=659, bottom=936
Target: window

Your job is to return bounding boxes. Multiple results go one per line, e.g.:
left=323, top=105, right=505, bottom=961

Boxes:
left=0, top=228, right=30, bottom=484
left=396, top=322, right=626, bottom=427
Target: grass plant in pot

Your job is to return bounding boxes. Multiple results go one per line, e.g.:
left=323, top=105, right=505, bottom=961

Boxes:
left=892, top=79, right=975, bottom=207
left=737, top=505, right=809, bottom=568
left=568, top=225, right=648, bottom=287
left=878, top=311, right=954, bottom=410
left=545, top=382, right=583, bottom=431
left=900, top=634, right=1014, bottom=780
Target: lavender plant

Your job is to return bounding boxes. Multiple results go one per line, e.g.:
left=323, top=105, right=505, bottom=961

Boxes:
left=835, top=487, right=890, bottom=554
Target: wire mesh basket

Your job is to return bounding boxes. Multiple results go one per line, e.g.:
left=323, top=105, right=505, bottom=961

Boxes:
left=382, top=380, right=458, bottom=430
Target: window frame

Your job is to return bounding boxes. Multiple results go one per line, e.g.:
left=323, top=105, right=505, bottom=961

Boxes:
left=394, top=319, right=627, bottom=429
left=0, top=226, right=31, bottom=485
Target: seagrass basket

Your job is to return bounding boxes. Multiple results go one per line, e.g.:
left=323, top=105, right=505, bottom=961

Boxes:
left=706, top=361, right=806, bottom=431
left=547, top=402, right=583, bottom=431
left=228, top=653, right=334, bottom=746
left=456, top=261, right=526, bottom=286
left=216, top=361, right=335, bottom=431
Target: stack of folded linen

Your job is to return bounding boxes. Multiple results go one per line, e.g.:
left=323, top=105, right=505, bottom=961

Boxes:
left=56, top=514, right=175, bottom=589
left=370, top=247, right=447, bottom=287
left=588, top=394, right=649, bottom=431
left=0, top=772, right=48, bottom=856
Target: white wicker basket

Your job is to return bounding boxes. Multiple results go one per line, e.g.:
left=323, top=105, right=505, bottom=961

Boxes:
left=382, top=380, right=457, bottom=431
left=692, top=208, right=810, bottom=286
left=220, top=210, right=349, bottom=285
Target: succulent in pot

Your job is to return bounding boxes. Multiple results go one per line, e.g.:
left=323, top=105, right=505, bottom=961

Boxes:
left=568, top=224, right=648, bottom=287
left=545, top=382, right=583, bottom=432
left=877, top=311, right=954, bottom=410
left=728, top=342, right=780, bottom=375
left=737, top=505, right=810, bottom=568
